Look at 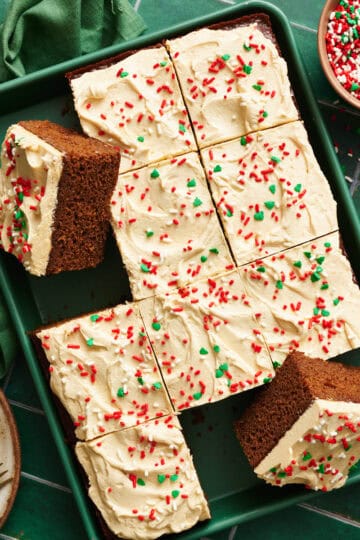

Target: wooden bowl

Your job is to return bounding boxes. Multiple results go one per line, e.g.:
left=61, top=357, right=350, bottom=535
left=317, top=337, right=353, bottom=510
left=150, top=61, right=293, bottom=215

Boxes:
left=318, top=0, right=360, bottom=109
left=0, top=390, right=21, bottom=528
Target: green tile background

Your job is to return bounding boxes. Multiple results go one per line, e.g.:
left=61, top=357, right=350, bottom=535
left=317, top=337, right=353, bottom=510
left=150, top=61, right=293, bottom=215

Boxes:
left=1, top=1, right=360, bottom=539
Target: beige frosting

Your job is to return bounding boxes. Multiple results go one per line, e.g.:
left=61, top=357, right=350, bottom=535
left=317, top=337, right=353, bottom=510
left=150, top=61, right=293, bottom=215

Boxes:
left=166, top=24, right=299, bottom=148
left=76, top=415, right=210, bottom=539
left=239, top=232, right=360, bottom=366
left=110, top=152, right=234, bottom=300
left=70, top=47, right=196, bottom=174
left=139, top=270, right=275, bottom=411
left=36, top=304, right=173, bottom=440
left=201, top=121, right=338, bottom=265
left=0, top=124, right=63, bottom=275
left=256, top=399, right=360, bottom=491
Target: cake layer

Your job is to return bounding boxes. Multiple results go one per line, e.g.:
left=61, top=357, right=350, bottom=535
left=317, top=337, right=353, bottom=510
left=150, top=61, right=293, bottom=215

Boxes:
left=166, top=17, right=299, bottom=149
left=0, top=121, right=120, bottom=275
left=68, top=46, right=197, bottom=173
left=238, top=232, right=360, bottom=365
left=201, top=121, right=338, bottom=265
left=35, top=304, right=173, bottom=440
left=75, top=415, right=210, bottom=539
left=110, top=152, right=234, bottom=299
left=139, top=270, right=275, bottom=411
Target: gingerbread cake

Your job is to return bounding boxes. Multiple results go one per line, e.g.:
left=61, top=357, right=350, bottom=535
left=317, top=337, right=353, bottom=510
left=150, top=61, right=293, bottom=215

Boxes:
left=75, top=415, right=210, bottom=539
left=201, top=121, right=338, bottom=265
left=34, top=303, right=173, bottom=440
left=110, top=152, right=234, bottom=300
left=235, top=352, right=360, bottom=491
left=0, top=120, right=120, bottom=275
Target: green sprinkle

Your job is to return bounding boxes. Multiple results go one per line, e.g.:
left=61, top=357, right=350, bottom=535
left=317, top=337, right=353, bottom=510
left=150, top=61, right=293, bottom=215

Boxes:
left=333, top=297, right=340, bottom=306
left=311, top=272, right=321, bottom=282
left=243, top=64, right=252, bottom=74
left=170, top=474, right=178, bottom=482
left=137, top=136, right=144, bottom=142
left=209, top=247, right=219, bottom=254
left=240, top=136, right=247, bottom=146
left=324, top=242, right=331, bottom=248
left=302, top=451, right=312, bottom=461
left=270, top=156, right=281, bottom=163
left=321, top=283, right=329, bottom=290
left=252, top=84, right=262, bottom=91
left=117, top=387, right=125, bottom=398
left=270, top=467, right=277, bottom=473
left=157, top=474, right=166, bottom=484
left=277, top=471, right=287, bottom=478
left=243, top=43, right=251, bottom=51
left=226, top=209, right=233, bottom=217
left=321, top=309, right=330, bottom=317
left=263, top=111, right=269, bottom=118
left=316, top=256, right=325, bottom=264
left=200, top=255, right=208, bottom=263
left=150, top=168, right=160, bottom=178
left=263, top=377, right=272, bottom=384
left=213, top=344, right=220, bottom=353
left=222, top=53, right=231, bottom=61
left=140, top=263, right=150, bottom=273
left=276, top=280, right=283, bottom=290
left=293, top=260, right=302, bottom=268
left=152, top=382, right=162, bottom=390
left=137, top=478, right=146, bottom=486
left=160, top=61, right=168, bottom=67
left=316, top=266, right=323, bottom=273
left=179, top=124, right=186, bottom=133
left=327, top=456, right=333, bottom=461
left=313, top=307, right=320, bottom=315
left=215, top=369, right=224, bottom=378
left=219, top=363, right=229, bottom=371
left=172, top=490, right=180, bottom=498
left=304, top=251, right=312, bottom=259
left=318, top=464, right=325, bottom=474
left=137, top=377, right=144, bottom=385
left=15, top=209, right=24, bottom=219
left=273, top=361, right=281, bottom=369
left=139, top=331, right=146, bottom=337
left=200, top=347, right=208, bottom=355
left=264, top=201, right=275, bottom=210
left=351, top=83, right=360, bottom=92
left=146, top=229, right=154, bottom=237
left=335, top=10, right=342, bottom=18
left=269, top=184, right=276, bottom=194
left=294, top=183, right=302, bottom=193
left=86, top=338, right=94, bottom=347
left=193, top=392, right=203, bottom=400
left=152, top=322, right=161, bottom=331
left=193, top=197, right=203, bottom=207
left=90, top=314, right=100, bottom=322
left=345, top=444, right=352, bottom=452
left=187, top=178, right=196, bottom=187
left=120, top=71, right=129, bottom=78
left=254, top=211, right=264, bottom=221
left=18, top=192, right=24, bottom=202
left=213, top=164, right=222, bottom=172
left=257, top=266, right=266, bottom=272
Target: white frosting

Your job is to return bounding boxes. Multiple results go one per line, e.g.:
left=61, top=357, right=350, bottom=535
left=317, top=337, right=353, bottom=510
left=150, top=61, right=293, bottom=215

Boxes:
left=36, top=304, right=173, bottom=440
left=239, top=232, right=360, bottom=365
left=70, top=47, right=197, bottom=173
left=139, top=270, right=275, bottom=411
left=166, top=24, right=299, bottom=148
left=0, top=125, right=63, bottom=275
left=110, top=152, right=234, bottom=299
left=201, top=121, right=338, bottom=265
left=75, top=415, right=210, bottom=539
left=256, top=399, right=360, bottom=491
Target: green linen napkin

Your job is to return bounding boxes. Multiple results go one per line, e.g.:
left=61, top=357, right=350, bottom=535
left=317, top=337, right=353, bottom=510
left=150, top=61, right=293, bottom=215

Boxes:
left=0, top=290, right=17, bottom=379
left=0, top=0, right=146, bottom=82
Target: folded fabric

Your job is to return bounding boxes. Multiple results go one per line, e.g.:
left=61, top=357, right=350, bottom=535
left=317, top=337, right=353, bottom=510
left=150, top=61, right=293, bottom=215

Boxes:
left=0, top=291, right=18, bottom=379
left=0, top=0, right=146, bottom=82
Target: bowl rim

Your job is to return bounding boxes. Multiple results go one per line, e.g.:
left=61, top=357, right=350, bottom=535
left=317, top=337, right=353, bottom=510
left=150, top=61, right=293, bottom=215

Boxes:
left=318, top=0, right=360, bottom=110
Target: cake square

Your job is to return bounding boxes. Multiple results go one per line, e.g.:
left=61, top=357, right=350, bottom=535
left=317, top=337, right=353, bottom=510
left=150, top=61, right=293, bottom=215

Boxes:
left=238, top=232, right=360, bottom=366
left=110, top=152, right=234, bottom=300
left=0, top=121, right=120, bottom=276
left=139, top=270, right=275, bottom=411
left=67, top=46, right=197, bottom=173
left=34, top=303, right=173, bottom=440
left=235, top=352, right=360, bottom=491
left=201, top=121, right=338, bottom=265
left=166, top=16, right=299, bottom=149
left=75, top=415, right=210, bottom=539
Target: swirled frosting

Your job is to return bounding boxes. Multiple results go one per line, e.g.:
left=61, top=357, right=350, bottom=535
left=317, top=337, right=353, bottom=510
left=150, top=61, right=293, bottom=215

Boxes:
left=36, top=304, right=173, bottom=440
left=139, top=270, right=275, bottom=411
left=239, top=232, right=360, bottom=365
left=70, top=47, right=197, bottom=173
left=0, top=124, right=63, bottom=275
left=75, top=415, right=210, bottom=539
left=201, top=121, right=338, bottom=265
left=166, top=24, right=299, bottom=148
left=256, top=399, right=360, bottom=491
left=110, top=152, right=234, bottom=300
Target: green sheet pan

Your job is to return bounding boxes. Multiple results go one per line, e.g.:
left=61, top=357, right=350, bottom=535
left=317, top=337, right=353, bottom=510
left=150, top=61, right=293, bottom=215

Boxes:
left=1, top=1, right=360, bottom=538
